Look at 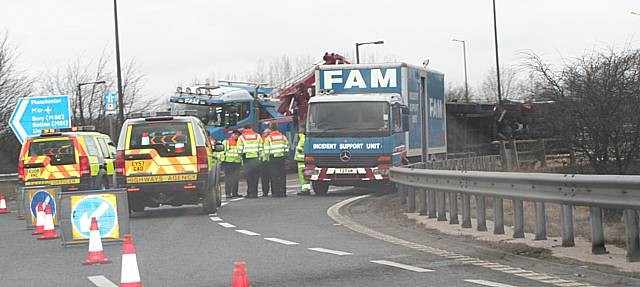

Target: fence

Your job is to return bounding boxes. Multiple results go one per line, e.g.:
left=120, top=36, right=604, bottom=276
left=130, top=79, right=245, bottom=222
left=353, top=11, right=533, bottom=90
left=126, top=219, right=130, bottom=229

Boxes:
left=391, top=166, right=640, bottom=262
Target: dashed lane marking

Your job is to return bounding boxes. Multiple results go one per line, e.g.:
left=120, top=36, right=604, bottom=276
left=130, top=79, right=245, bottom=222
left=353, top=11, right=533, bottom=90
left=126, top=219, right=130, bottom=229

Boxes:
left=327, top=195, right=595, bottom=287
left=235, top=229, right=261, bottom=236
left=264, top=237, right=299, bottom=245
left=230, top=198, right=244, bottom=202
left=464, top=279, right=518, bottom=287
left=308, top=247, right=352, bottom=256
left=221, top=202, right=229, bottom=206
left=218, top=222, right=236, bottom=228
left=209, top=217, right=223, bottom=222
left=370, top=260, right=433, bottom=272
left=88, top=276, right=118, bottom=287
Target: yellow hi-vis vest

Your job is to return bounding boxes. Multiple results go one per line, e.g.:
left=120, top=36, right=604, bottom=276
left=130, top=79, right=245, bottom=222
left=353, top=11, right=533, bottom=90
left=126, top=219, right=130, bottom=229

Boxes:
left=266, top=131, right=289, bottom=158
left=294, top=133, right=305, bottom=162
left=237, top=130, right=262, bottom=159
left=222, top=139, right=241, bottom=163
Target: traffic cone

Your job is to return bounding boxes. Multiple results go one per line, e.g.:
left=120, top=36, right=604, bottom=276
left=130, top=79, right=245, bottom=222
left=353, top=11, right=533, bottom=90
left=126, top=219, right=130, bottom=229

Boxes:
left=31, top=202, right=45, bottom=235
left=82, top=217, right=111, bottom=265
left=232, top=261, right=249, bottom=287
left=120, top=234, right=141, bottom=287
left=37, top=203, right=60, bottom=240
left=0, top=194, right=8, bottom=214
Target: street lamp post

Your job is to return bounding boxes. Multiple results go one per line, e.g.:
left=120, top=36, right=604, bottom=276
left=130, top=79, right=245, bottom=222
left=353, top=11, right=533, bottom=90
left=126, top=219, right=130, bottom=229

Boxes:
left=113, top=0, right=125, bottom=128
left=452, top=39, right=469, bottom=103
left=492, top=0, right=503, bottom=106
left=77, top=81, right=107, bottom=126
left=355, top=40, right=384, bottom=64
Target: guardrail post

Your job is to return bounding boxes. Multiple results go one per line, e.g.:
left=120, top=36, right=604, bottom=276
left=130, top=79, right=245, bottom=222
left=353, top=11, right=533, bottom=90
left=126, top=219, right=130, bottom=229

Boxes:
left=427, top=189, right=437, bottom=218
left=406, top=187, right=416, bottom=213
left=534, top=202, right=547, bottom=240
left=437, top=191, right=447, bottom=221
left=418, top=188, right=428, bottom=216
left=461, top=194, right=472, bottom=228
left=476, top=195, right=487, bottom=231
left=513, top=200, right=524, bottom=238
left=449, top=192, right=459, bottom=224
left=560, top=204, right=575, bottom=247
left=493, top=198, right=505, bottom=234
left=624, top=209, right=640, bottom=262
left=590, top=207, right=608, bottom=254
left=399, top=185, right=407, bottom=206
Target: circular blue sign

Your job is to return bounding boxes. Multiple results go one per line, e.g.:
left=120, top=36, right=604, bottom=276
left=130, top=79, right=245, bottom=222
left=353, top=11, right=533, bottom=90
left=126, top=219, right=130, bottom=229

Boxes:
left=30, top=190, right=55, bottom=218
left=71, top=196, right=117, bottom=238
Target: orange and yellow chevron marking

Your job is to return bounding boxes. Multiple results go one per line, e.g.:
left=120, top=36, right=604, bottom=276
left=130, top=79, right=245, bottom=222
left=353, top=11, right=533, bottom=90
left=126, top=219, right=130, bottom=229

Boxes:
left=125, top=148, right=197, bottom=175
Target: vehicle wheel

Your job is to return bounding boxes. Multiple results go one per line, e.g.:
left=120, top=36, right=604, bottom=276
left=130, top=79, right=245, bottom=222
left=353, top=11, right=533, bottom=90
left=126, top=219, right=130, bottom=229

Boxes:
left=312, top=182, right=329, bottom=196
left=214, top=165, right=222, bottom=207
left=202, top=182, right=218, bottom=214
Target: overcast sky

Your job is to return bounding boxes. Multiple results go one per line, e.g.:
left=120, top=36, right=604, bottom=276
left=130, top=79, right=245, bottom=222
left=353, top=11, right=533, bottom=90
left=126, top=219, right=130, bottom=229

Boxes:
left=2, top=0, right=639, bottom=99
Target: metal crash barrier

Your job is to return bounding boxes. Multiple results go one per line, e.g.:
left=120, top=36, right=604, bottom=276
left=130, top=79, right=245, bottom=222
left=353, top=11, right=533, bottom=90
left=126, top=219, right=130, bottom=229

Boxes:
left=391, top=165, right=640, bottom=262
left=57, top=188, right=130, bottom=246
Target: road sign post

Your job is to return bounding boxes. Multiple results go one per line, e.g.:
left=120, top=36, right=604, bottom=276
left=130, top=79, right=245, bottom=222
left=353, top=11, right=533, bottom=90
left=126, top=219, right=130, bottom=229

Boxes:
left=9, top=95, right=72, bottom=144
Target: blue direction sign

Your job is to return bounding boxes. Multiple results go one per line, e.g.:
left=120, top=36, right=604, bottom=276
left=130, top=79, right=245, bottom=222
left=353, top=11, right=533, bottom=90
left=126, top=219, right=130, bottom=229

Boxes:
left=9, top=95, right=71, bottom=143
left=103, top=91, right=118, bottom=115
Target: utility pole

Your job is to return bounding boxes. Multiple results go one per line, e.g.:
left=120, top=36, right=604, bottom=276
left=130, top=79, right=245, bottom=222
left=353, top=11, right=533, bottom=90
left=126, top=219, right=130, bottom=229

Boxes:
left=452, top=39, right=469, bottom=103
left=113, top=0, right=125, bottom=128
left=355, top=40, right=384, bottom=64
left=492, top=0, right=503, bottom=107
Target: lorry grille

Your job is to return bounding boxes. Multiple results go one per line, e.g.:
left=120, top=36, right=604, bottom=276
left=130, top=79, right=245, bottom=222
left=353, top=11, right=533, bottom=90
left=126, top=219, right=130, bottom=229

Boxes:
left=313, top=154, right=379, bottom=167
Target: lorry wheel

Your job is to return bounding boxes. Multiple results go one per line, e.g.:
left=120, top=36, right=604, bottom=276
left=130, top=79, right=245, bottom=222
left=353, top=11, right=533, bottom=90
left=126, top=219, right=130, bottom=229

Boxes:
left=202, top=181, right=218, bottom=214
left=312, top=182, right=329, bottom=196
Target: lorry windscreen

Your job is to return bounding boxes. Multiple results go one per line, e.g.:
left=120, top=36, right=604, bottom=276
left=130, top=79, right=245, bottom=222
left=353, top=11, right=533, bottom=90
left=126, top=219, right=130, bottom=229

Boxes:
left=307, top=102, right=390, bottom=137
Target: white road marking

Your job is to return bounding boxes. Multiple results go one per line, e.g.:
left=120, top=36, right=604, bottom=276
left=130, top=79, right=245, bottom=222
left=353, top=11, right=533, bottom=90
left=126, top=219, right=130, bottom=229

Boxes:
left=308, top=247, right=352, bottom=256
left=327, top=195, right=594, bottom=287
left=218, top=222, right=236, bottom=228
left=464, top=279, right=518, bottom=287
left=209, top=217, right=222, bottom=222
left=88, top=275, right=118, bottom=287
left=230, top=198, right=244, bottom=202
left=370, top=260, right=433, bottom=272
left=221, top=202, right=229, bottom=206
left=235, top=229, right=260, bottom=236
left=264, top=237, right=299, bottom=245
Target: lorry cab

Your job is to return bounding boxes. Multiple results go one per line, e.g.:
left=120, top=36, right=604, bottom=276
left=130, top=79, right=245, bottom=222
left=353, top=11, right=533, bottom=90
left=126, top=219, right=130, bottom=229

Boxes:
left=304, top=63, right=446, bottom=195
left=18, top=127, right=116, bottom=191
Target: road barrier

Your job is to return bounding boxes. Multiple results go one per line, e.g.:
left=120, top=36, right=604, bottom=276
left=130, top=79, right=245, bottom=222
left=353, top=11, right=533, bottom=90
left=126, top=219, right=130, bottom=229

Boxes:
left=21, top=186, right=61, bottom=228
left=57, top=188, right=130, bottom=246
left=390, top=164, right=640, bottom=262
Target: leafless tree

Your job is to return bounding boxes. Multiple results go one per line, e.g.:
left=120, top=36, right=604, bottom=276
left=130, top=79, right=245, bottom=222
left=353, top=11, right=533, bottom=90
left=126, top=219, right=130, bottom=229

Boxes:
left=0, top=32, right=34, bottom=172
left=445, top=83, right=475, bottom=102
left=526, top=49, right=640, bottom=175
left=480, top=66, right=528, bottom=101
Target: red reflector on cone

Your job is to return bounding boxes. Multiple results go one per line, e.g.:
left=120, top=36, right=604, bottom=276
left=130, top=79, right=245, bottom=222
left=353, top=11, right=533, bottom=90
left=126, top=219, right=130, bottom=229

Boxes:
left=0, top=194, right=8, bottom=214
left=120, top=234, right=141, bottom=287
left=37, top=204, right=60, bottom=240
left=83, top=217, right=111, bottom=265
left=232, top=261, right=249, bottom=287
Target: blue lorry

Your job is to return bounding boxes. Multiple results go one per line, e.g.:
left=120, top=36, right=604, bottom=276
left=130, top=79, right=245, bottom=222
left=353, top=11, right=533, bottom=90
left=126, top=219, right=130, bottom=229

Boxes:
left=169, top=83, right=297, bottom=146
left=303, top=63, right=446, bottom=194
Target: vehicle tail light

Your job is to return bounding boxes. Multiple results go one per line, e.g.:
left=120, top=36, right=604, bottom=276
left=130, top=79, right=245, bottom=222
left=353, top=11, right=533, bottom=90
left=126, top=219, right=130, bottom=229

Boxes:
left=79, top=156, right=91, bottom=177
left=115, top=150, right=125, bottom=176
left=127, top=188, right=140, bottom=192
left=183, top=185, right=197, bottom=190
left=304, top=156, right=315, bottom=162
left=18, top=160, right=24, bottom=180
left=196, top=146, right=208, bottom=172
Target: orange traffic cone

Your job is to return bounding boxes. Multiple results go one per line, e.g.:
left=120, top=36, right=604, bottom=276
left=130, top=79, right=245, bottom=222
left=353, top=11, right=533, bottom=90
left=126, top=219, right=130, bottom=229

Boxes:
left=37, top=204, right=60, bottom=240
left=82, top=217, right=111, bottom=265
left=120, top=234, right=141, bottom=287
left=32, top=202, right=45, bottom=235
left=0, top=194, right=8, bottom=214
left=232, top=261, right=249, bottom=287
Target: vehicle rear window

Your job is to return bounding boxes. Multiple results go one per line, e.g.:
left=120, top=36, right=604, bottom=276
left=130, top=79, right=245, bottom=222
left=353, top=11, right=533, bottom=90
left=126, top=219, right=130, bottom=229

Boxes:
left=129, top=122, right=192, bottom=157
left=27, top=139, right=76, bottom=165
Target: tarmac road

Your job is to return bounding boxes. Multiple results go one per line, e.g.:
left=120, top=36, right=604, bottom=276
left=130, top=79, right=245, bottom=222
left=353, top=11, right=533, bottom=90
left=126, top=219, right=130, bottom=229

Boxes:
left=1, top=175, right=639, bottom=286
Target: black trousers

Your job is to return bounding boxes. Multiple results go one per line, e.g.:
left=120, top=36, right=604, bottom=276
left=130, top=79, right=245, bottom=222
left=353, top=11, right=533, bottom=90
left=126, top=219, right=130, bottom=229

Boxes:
left=222, top=162, right=240, bottom=197
left=260, top=161, right=271, bottom=195
left=243, top=157, right=260, bottom=197
left=269, top=157, right=286, bottom=196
